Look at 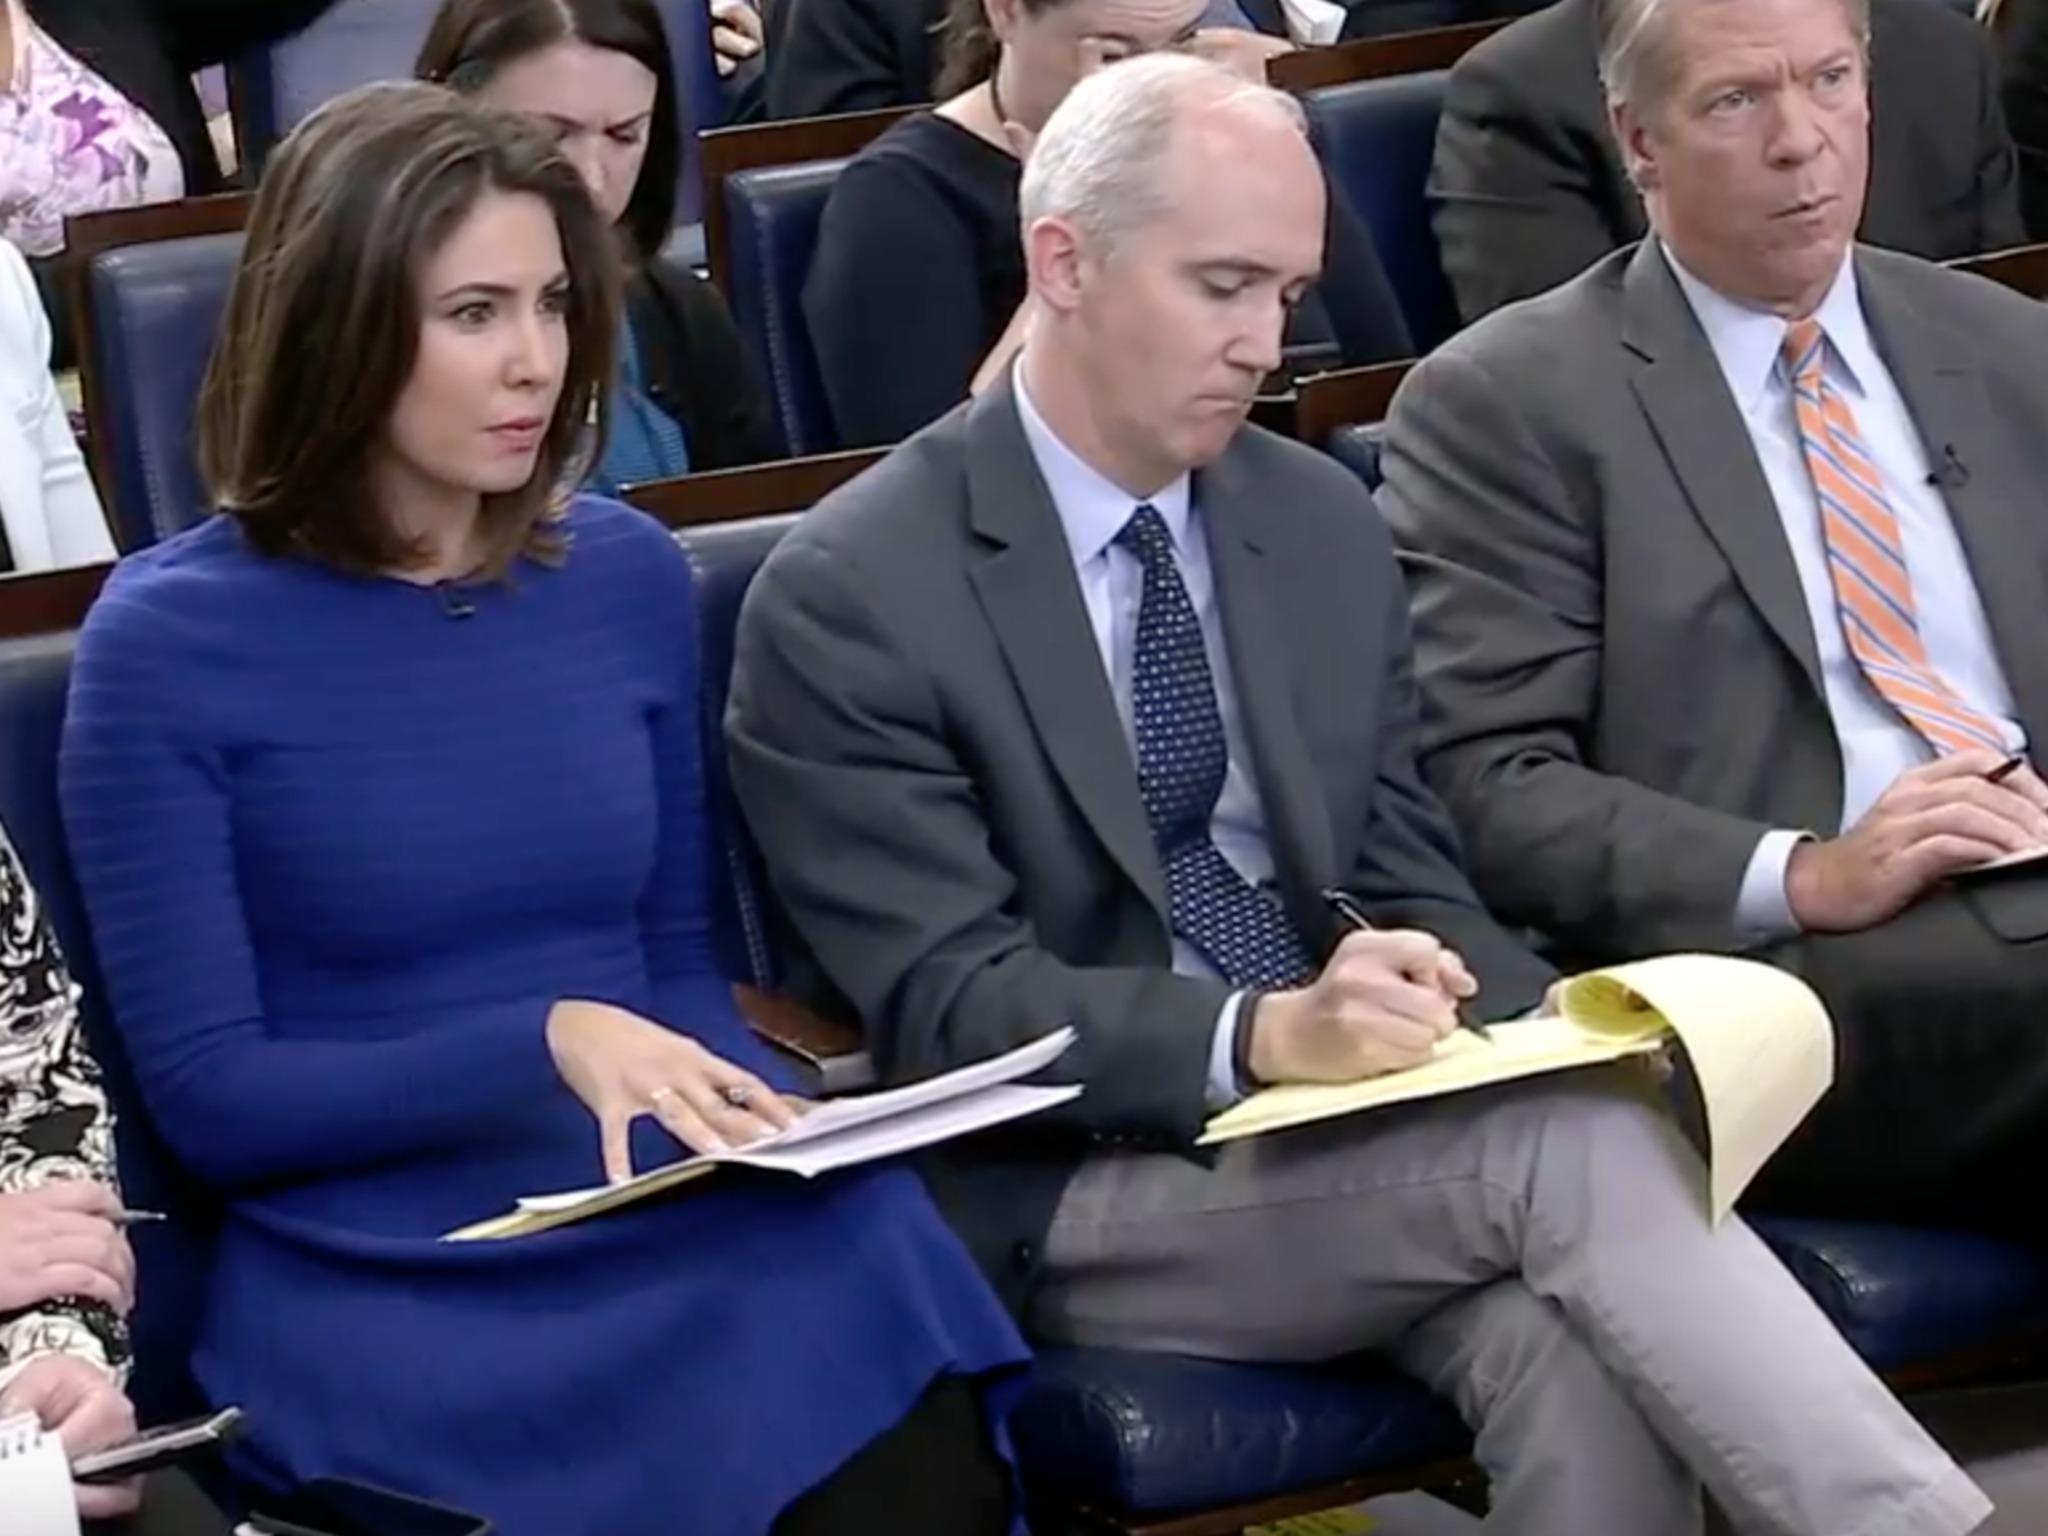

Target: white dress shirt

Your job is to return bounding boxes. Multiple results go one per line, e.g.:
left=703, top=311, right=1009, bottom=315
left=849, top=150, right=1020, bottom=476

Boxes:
left=0, top=238, right=116, bottom=570
left=1014, top=371, right=1279, bottom=1107
left=1665, top=249, right=2024, bottom=939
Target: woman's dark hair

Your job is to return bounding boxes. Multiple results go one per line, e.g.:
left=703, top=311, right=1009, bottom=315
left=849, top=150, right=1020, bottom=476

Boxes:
left=938, top=0, right=1059, bottom=97
left=416, top=0, right=682, bottom=264
left=197, top=81, right=620, bottom=578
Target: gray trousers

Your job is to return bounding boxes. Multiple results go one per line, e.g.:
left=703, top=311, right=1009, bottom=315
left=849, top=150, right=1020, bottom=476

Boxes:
left=1032, top=1069, right=1991, bottom=1536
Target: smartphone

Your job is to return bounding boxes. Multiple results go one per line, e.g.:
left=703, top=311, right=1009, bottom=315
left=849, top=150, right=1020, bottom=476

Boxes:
left=243, top=1479, right=493, bottom=1536
left=72, top=1405, right=245, bottom=1483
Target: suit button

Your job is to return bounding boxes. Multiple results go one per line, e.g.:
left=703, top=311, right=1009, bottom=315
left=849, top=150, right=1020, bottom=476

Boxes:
left=1011, top=1240, right=1036, bottom=1272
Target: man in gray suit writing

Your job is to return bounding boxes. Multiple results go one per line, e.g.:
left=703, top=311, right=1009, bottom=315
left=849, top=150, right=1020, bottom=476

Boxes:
left=730, top=52, right=1984, bottom=1533
left=1382, top=0, right=2048, bottom=1231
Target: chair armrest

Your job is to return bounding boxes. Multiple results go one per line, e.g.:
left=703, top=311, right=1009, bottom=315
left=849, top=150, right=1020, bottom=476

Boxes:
left=734, top=984, right=877, bottom=1094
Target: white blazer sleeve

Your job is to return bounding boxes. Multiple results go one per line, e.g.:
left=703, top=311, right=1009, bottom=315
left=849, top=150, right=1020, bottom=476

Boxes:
left=0, top=242, right=117, bottom=570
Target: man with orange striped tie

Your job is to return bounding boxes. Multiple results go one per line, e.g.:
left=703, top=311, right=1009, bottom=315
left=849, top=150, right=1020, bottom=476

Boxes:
left=1380, top=0, right=2048, bottom=1230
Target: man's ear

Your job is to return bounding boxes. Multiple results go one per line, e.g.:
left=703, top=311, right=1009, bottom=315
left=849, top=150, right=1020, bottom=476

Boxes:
left=1611, top=99, right=1662, bottom=194
left=1024, top=214, right=1089, bottom=314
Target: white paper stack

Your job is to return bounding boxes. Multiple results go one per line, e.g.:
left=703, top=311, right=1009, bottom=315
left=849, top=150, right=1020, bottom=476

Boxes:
left=447, top=1027, right=1081, bottom=1241
left=0, top=1413, right=79, bottom=1536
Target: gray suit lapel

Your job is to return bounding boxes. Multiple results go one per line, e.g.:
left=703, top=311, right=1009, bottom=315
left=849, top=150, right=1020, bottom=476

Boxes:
left=962, top=379, right=1168, bottom=920
left=1199, top=451, right=1337, bottom=937
left=1623, top=242, right=1827, bottom=700
left=1860, top=259, right=2048, bottom=743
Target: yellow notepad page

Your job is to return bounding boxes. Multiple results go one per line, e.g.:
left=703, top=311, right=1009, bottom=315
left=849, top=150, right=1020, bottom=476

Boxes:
left=1200, top=954, right=1833, bottom=1222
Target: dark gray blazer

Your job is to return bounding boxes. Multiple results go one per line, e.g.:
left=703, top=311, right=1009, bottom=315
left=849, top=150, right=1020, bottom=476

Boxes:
left=1429, top=0, right=2026, bottom=324
left=727, top=375, right=1551, bottom=1307
left=1378, top=240, right=2048, bottom=963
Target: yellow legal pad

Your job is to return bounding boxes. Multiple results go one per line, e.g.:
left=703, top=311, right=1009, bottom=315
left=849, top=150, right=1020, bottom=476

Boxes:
left=1247, top=1511, right=1379, bottom=1535
left=1201, top=954, right=1834, bottom=1222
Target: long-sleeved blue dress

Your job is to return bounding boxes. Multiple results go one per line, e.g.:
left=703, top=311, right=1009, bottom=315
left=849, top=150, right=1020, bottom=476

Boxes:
left=59, top=498, right=1029, bottom=1536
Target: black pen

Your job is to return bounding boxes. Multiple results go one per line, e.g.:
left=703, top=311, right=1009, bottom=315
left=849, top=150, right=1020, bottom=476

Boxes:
left=1320, top=888, right=1492, bottom=1042
left=1988, top=753, right=2026, bottom=785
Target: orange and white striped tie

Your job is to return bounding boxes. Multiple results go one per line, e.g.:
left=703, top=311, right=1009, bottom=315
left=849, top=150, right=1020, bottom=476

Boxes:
left=1782, top=318, right=2009, bottom=756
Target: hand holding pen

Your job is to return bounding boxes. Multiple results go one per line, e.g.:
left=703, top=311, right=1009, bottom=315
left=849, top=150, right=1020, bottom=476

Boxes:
left=1237, top=896, right=1491, bottom=1087
left=1784, top=748, right=2048, bottom=932
left=1322, top=890, right=1492, bottom=1042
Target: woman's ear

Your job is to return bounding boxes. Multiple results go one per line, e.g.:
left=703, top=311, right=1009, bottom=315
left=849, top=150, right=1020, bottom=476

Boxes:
left=985, top=0, right=1023, bottom=46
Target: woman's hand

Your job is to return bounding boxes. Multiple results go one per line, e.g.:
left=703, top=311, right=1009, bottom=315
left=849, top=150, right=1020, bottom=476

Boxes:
left=1181, top=26, right=1296, bottom=83
left=711, top=0, right=764, bottom=78
left=0, top=1183, right=135, bottom=1316
left=546, top=1000, right=796, bottom=1183
left=0, top=1354, right=140, bottom=1520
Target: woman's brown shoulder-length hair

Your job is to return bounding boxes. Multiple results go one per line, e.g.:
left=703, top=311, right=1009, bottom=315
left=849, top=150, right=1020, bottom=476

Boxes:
left=197, top=80, right=621, bottom=578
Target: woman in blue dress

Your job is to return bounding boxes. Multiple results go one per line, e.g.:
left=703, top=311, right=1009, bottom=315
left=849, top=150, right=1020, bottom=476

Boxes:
left=59, top=82, right=1027, bottom=1536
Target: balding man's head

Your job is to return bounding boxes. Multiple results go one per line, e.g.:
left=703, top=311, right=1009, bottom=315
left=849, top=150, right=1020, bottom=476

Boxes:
left=1018, top=54, right=1326, bottom=495
left=1020, top=51, right=1313, bottom=254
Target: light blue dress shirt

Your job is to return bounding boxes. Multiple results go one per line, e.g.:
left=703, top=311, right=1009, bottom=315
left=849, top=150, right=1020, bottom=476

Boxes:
left=1013, top=371, right=1278, bottom=1107
left=1665, top=250, right=2026, bottom=939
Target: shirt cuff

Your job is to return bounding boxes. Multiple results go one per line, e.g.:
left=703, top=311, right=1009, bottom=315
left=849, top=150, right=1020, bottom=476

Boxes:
left=1735, top=829, right=1808, bottom=942
left=0, top=1314, right=116, bottom=1396
left=1206, top=991, right=1249, bottom=1111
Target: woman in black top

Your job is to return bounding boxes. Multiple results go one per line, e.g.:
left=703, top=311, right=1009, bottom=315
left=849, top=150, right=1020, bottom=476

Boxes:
left=420, top=0, right=780, bottom=478
left=766, top=0, right=946, bottom=119
left=805, top=0, right=1413, bottom=449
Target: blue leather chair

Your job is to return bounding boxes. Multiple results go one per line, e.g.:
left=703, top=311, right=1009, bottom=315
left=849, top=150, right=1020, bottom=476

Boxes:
left=1328, top=421, right=1388, bottom=490
left=720, top=160, right=847, bottom=456
left=0, top=613, right=218, bottom=1428
left=1754, top=1220, right=2048, bottom=1374
left=231, top=0, right=721, bottom=224
left=229, top=0, right=429, bottom=172
left=681, top=513, right=800, bottom=988
left=1302, top=71, right=1463, bottom=354
left=81, top=233, right=243, bottom=550
left=656, top=0, right=728, bottom=223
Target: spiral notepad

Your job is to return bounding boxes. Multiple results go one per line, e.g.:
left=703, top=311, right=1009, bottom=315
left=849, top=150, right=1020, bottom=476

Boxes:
left=0, top=1411, right=80, bottom=1536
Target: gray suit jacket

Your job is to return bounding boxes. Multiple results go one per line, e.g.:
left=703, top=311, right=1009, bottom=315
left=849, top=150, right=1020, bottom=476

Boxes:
left=1429, top=0, right=2026, bottom=325
left=727, top=375, right=1552, bottom=1306
left=1378, top=240, right=2048, bottom=963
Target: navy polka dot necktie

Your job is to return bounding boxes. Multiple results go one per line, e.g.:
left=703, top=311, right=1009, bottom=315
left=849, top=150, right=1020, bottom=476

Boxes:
left=1116, top=504, right=1314, bottom=990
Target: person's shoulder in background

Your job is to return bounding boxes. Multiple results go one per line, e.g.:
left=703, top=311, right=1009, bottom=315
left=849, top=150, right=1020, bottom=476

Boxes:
left=765, top=0, right=943, bottom=119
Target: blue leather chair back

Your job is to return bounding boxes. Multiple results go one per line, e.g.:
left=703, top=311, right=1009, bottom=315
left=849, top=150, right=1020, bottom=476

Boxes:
left=0, top=625, right=216, bottom=1425
left=656, top=0, right=723, bottom=224
left=675, top=515, right=802, bottom=988
left=1303, top=71, right=1461, bottom=354
left=235, top=0, right=721, bottom=222
left=84, top=234, right=242, bottom=550
left=1327, top=422, right=1388, bottom=490
left=723, top=160, right=847, bottom=457
left=230, top=0, right=427, bottom=172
